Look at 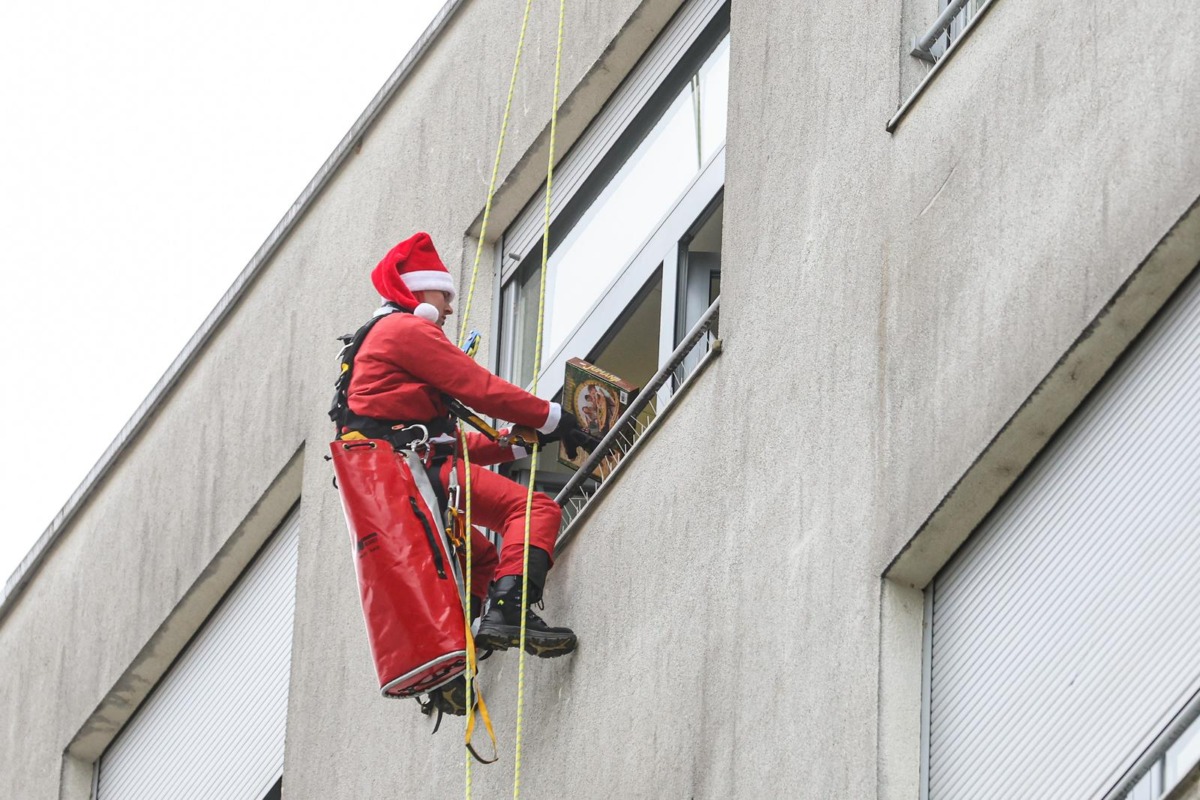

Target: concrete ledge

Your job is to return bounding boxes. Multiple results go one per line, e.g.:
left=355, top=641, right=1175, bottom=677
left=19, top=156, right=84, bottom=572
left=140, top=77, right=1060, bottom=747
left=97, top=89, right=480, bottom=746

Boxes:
left=885, top=192, right=1200, bottom=589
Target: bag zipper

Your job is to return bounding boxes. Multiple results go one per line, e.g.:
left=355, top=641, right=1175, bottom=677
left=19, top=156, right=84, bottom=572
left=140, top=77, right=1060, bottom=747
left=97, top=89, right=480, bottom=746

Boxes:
left=409, top=497, right=447, bottom=579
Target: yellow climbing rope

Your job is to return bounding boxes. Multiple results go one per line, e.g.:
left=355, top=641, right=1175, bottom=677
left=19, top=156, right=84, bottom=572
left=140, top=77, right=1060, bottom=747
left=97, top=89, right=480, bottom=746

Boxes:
left=456, top=1, right=536, bottom=350
left=451, top=0, right=568, bottom=797
left=455, top=1, right=536, bottom=797
left=513, top=1, right=568, bottom=797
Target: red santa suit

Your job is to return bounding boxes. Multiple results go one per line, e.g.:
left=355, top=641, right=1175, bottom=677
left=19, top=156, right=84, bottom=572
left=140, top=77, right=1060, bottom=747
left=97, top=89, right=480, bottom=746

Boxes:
left=347, top=234, right=564, bottom=596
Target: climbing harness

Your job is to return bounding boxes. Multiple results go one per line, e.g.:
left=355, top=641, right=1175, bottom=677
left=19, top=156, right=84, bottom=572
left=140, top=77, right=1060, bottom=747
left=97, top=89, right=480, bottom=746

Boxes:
left=329, top=304, right=522, bottom=452
left=328, top=302, right=403, bottom=436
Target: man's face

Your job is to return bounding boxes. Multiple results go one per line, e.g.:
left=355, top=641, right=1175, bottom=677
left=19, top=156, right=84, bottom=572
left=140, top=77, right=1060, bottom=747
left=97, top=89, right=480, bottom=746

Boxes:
left=417, top=290, right=454, bottom=327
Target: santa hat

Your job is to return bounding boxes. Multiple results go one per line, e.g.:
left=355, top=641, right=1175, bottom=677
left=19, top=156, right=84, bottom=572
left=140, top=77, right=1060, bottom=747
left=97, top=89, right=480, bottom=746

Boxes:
left=370, top=232, right=456, bottom=323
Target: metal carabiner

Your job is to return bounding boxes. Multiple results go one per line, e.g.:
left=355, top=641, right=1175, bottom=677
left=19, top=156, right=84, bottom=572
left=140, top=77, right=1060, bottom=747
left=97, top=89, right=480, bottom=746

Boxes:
left=446, top=469, right=462, bottom=512
left=395, top=423, right=430, bottom=455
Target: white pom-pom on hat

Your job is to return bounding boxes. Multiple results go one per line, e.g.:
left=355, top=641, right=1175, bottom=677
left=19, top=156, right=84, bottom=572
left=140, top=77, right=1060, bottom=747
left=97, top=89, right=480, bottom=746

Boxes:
left=414, top=303, right=441, bottom=323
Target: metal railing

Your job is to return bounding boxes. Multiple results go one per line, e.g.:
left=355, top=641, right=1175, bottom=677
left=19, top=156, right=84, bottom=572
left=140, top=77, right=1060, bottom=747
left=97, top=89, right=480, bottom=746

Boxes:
left=553, top=297, right=721, bottom=552
left=911, top=0, right=992, bottom=63
left=888, top=0, right=999, bottom=132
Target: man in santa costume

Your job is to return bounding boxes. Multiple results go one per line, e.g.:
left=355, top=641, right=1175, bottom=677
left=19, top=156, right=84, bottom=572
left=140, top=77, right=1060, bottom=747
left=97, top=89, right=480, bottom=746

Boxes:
left=343, top=231, right=587, bottom=663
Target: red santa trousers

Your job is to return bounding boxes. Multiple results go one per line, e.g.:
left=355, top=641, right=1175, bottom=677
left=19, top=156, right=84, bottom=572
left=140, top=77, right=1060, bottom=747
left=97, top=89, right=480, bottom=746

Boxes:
left=460, top=524, right=500, bottom=602
left=439, top=458, right=562, bottom=581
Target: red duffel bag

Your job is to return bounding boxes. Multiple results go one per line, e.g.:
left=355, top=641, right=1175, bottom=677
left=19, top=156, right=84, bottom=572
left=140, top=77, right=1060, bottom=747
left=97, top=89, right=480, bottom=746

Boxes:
left=330, top=438, right=466, bottom=698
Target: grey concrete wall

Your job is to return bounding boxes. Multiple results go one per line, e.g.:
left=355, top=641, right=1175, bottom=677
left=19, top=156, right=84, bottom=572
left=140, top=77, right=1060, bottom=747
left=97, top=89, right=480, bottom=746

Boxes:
left=2, top=0, right=1199, bottom=798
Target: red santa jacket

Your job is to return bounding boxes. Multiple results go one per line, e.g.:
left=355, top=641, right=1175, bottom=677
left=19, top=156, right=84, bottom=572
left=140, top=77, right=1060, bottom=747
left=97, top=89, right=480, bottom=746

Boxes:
left=348, top=311, right=556, bottom=433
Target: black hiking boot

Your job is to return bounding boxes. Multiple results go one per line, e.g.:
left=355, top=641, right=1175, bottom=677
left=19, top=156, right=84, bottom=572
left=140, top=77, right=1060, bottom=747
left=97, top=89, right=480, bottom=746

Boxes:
left=474, top=575, right=577, bottom=658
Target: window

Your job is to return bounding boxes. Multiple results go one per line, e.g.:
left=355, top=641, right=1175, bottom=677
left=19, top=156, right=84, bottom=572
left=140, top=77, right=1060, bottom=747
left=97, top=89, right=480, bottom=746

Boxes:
left=498, top=1, right=729, bottom=403
left=890, top=0, right=997, bottom=130
left=95, top=511, right=300, bottom=800
left=920, top=267, right=1200, bottom=799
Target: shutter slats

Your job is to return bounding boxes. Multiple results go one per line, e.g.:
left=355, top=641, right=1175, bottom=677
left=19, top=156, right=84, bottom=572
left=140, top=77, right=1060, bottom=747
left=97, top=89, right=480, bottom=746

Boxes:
left=98, top=512, right=300, bottom=800
left=934, top=405, right=1200, bottom=723
left=928, top=272, right=1200, bottom=799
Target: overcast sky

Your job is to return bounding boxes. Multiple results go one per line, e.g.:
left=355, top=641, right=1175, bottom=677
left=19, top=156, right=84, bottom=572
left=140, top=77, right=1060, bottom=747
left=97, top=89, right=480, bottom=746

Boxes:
left=0, top=0, right=446, bottom=589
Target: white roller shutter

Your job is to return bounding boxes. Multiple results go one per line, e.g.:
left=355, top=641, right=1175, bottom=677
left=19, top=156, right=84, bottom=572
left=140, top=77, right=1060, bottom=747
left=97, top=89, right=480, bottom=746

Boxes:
left=97, top=511, right=300, bottom=800
left=928, top=270, right=1200, bottom=800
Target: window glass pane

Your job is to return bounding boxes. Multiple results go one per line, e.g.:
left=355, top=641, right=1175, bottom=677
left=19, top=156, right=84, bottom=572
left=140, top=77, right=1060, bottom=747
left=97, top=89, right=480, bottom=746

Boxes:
left=698, top=37, right=729, bottom=164
left=499, top=265, right=542, bottom=389
left=678, top=198, right=722, bottom=343
left=546, top=87, right=696, bottom=354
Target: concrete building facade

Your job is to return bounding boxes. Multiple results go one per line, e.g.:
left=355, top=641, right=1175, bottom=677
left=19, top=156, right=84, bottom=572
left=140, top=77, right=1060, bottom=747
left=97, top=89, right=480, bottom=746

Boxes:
left=3, top=0, right=1200, bottom=797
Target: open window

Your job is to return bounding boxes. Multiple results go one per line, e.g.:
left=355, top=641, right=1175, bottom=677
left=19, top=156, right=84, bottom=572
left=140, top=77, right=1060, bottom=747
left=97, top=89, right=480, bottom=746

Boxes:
left=495, top=0, right=728, bottom=513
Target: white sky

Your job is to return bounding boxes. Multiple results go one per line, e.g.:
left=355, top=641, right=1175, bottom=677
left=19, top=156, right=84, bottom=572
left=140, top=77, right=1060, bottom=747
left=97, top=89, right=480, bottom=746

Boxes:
left=0, top=0, right=446, bottom=589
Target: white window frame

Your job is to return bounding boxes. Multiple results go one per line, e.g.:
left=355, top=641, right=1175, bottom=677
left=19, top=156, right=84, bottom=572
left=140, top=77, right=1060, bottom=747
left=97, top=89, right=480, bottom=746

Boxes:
left=526, top=147, right=724, bottom=402
left=500, top=0, right=728, bottom=272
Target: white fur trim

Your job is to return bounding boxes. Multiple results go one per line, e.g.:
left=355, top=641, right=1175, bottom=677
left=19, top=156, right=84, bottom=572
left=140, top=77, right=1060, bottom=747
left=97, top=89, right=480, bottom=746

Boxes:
left=538, top=401, right=562, bottom=434
left=402, top=269, right=456, bottom=301
left=414, top=303, right=440, bottom=323
left=373, top=301, right=399, bottom=318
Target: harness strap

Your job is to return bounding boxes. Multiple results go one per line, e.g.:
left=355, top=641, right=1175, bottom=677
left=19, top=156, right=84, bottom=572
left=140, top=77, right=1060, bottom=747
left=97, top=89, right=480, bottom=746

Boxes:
left=463, top=624, right=498, bottom=764
left=329, top=302, right=406, bottom=433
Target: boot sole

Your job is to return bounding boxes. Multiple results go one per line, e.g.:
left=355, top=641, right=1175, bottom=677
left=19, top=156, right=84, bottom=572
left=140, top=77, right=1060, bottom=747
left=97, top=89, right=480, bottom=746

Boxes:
left=475, top=628, right=577, bottom=658
left=431, top=679, right=468, bottom=715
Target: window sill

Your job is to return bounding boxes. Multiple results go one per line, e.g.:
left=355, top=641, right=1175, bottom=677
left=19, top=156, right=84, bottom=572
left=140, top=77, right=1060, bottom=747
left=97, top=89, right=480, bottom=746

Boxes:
left=886, top=0, right=1000, bottom=134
